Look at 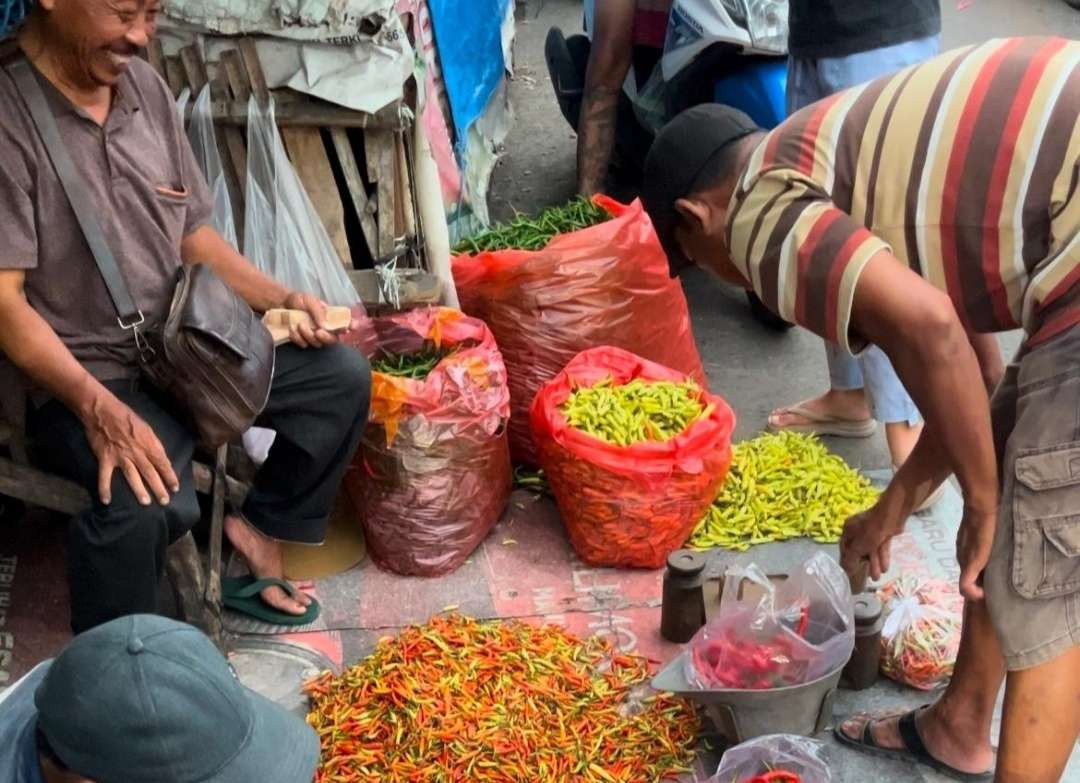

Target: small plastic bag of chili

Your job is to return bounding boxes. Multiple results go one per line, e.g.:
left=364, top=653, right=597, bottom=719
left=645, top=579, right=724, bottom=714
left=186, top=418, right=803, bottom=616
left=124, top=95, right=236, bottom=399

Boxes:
left=879, top=576, right=962, bottom=690
left=453, top=196, right=706, bottom=465
left=686, top=553, right=854, bottom=689
left=529, top=346, right=734, bottom=569
left=709, top=735, right=832, bottom=783
left=344, top=307, right=512, bottom=577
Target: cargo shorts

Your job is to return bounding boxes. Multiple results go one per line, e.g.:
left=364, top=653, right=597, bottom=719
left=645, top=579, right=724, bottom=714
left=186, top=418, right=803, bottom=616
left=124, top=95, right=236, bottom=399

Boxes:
left=984, top=322, right=1080, bottom=671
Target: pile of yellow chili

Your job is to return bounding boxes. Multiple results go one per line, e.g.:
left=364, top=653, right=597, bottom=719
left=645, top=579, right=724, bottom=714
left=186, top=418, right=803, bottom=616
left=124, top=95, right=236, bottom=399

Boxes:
left=305, top=614, right=699, bottom=782
left=689, top=431, right=880, bottom=551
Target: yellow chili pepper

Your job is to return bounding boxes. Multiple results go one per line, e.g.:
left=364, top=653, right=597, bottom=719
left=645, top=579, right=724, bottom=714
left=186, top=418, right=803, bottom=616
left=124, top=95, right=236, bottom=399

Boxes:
left=689, top=431, right=880, bottom=551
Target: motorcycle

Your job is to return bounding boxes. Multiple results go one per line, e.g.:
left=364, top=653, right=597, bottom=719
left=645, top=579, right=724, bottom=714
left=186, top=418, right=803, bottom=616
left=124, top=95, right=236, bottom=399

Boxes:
left=546, top=0, right=793, bottom=331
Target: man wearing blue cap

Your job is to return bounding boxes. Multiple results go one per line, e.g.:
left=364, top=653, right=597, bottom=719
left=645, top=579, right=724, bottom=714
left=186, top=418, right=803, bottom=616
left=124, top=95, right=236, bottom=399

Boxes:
left=0, top=615, right=320, bottom=782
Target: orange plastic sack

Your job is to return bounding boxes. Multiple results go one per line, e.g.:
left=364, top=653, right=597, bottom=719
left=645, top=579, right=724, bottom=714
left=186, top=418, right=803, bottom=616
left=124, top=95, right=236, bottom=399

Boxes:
left=345, top=307, right=512, bottom=576
left=530, top=347, right=734, bottom=569
left=453, top=196, right=705, bottom=465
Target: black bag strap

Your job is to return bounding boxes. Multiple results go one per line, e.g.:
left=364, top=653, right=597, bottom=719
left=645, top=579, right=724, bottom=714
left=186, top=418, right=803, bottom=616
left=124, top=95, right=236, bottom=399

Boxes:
left=8, top=58, right=144, bottom=329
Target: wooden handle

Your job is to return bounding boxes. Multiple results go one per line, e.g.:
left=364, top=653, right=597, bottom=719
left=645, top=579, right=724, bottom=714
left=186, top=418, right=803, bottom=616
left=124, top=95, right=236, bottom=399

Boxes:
left=263, top=306, right=352, bottom=346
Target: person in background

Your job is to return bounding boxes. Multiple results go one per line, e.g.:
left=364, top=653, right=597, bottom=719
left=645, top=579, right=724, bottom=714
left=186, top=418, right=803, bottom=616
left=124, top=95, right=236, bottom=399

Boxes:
left=576, top=0, right=670, bottom=195
left=0, top=615, right=319, bottom=783
left=641, top=36, right=1079, bottom=782
left=767, top=0, right=951, bottom=497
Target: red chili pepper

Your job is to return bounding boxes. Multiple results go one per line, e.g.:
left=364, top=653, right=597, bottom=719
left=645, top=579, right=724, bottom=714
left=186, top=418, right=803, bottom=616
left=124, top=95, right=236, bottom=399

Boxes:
left=743, top=770, right=802, bottom=783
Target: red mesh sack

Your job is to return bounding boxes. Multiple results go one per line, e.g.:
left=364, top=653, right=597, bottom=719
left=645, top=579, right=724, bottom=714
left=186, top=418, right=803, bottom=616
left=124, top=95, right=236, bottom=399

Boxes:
left=453, top=196, right=705, bottom=465
left=345, top=307, right=512, bottom=576
left=530, top=347, right=734, bottom=569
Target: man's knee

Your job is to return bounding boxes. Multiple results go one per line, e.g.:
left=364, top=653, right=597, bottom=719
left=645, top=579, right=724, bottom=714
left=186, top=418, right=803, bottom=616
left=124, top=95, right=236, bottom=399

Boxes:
left=80, top=482, right=200, bottom=543
left=322, top=344, right=371, bottom=413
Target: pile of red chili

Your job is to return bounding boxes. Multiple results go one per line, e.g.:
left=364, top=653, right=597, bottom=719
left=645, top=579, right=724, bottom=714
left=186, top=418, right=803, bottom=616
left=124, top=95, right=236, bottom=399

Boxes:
left=305, top=615, right=699, bottom=782
left=743, top=772, right=802, bottom=782
left=691, top=607, right=811, bottom=690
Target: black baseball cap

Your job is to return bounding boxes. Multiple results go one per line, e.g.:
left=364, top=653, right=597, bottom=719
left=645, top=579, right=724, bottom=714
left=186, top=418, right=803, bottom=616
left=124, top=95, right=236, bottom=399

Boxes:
left=642, top=104, right=761, bottom=274
left=35, top=615, right=320, bottom=783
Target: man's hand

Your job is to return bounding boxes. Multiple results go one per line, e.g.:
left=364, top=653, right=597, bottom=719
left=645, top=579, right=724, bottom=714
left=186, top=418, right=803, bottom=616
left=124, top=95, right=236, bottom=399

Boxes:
left=82, top=392, right=178, bottom=506
left=282, top=292, right=337, bottom=348
left=957, top=507, right=996, bottom=601
left=840, top=503, right=906, bottom=582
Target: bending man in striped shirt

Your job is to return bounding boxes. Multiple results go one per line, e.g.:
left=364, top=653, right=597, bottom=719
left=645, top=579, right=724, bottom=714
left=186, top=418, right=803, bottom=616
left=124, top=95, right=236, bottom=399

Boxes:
left=642, top=37, right=1080, bottom=783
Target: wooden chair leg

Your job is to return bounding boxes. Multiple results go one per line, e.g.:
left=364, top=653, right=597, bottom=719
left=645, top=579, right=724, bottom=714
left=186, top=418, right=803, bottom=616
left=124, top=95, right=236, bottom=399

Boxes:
left=202, top=444, right=227, bottom=648
left=165, top=531, right=207, bottom=626
left=164, top=444, right=228, bottom=651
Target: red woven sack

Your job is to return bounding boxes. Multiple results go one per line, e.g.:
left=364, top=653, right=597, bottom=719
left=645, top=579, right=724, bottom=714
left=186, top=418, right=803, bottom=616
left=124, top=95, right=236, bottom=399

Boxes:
left=530, top=346, right=734, bottom=569
left=345, top=307, right=511, bottom=576
left=453, top=196, right=705, bottom=465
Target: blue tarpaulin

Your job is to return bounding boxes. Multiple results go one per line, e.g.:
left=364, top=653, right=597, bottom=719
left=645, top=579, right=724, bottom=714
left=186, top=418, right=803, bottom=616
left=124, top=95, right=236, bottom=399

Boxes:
left=426, top=0, right=508, bottom=147
left=1, top=0, right=31, bottom=37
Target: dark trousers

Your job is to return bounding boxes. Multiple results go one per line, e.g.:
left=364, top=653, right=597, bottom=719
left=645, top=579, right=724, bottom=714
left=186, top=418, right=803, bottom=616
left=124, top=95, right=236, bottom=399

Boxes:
left=29, top=344, right=370, bottom=634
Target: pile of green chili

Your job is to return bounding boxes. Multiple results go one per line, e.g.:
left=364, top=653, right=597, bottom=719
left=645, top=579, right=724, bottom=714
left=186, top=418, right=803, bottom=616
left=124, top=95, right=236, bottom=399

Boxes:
left=371, top=346, right=456, bottom=380
left=453, top=197, right=611, bottom=254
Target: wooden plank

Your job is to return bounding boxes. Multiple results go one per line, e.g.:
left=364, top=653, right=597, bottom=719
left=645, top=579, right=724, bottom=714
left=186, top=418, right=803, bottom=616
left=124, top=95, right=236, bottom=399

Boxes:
left=219, top=48, right=252, bottom=214
left=238, top=38, right=269, bottom=100
left=394, top=130, right=417, bottom=240
left=0, top=456, right=247, bottom=516
left=178, top=44, right=208, bottom=95
left=282, top=128, right=352, bottom=268
left=146, top=39, right=166, bottom=79
left=210, top=67, right=247, bottom=238
left=179, top=97, right=404, bottom=129
left=220, top=50, right=252, bottom=103
left=0, top=456, right=87, bottom=515
left=365, top=129, right=396, bottom=258
left=330, top=128, right=378, bottom=262
left=163, top=56, right=187, bottom=98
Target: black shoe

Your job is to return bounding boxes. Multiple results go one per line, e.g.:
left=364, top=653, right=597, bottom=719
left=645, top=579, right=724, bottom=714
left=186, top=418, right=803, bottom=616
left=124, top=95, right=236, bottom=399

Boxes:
left=545, top=26, right=587, bottom=128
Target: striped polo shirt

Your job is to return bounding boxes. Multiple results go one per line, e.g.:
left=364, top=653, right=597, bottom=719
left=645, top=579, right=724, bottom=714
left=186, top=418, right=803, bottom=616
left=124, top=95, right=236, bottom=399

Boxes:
left=726, top=37, right=1080, bottom=354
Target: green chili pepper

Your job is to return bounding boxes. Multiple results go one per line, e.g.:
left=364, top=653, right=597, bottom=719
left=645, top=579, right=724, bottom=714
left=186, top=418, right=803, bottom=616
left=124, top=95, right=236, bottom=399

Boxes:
left=453, top=197, right=611, bottom=255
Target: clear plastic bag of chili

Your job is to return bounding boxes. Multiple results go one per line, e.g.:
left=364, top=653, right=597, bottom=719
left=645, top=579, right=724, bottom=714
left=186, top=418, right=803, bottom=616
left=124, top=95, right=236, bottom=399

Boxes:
left=879, top=576, right=962, bottom=690
left=709, top=735, right=831, bottom=783
left=686, top=553, right=854, bottom=690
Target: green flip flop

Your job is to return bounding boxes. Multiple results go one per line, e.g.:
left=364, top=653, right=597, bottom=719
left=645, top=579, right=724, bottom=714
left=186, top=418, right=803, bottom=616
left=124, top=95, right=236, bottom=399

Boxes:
left=221, top=575, right=321, bottom=627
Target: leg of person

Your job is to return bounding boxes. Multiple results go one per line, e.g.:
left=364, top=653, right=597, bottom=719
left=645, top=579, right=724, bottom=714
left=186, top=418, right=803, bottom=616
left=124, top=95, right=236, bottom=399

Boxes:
left=996, top=648, right=1080, bottom=783
left=769, top=55, right=875, bottom=435
left=28, top=380, right=200, bottom=634
left=225, top=343, right=370, bottom=615
left=770, top=38, right=941, bottom=436
left=858, top=344, right=927, bottom=471
left=984, top=325, right=1080, bottom=782
left=835, top=597, right=1001, bottom=777
left=833, top=341, right=1024, bottom=777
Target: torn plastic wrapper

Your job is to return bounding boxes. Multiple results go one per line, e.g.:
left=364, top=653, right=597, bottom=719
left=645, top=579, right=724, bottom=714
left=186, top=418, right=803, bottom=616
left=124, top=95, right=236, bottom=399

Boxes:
left=345, top=307, right=511, bottom=576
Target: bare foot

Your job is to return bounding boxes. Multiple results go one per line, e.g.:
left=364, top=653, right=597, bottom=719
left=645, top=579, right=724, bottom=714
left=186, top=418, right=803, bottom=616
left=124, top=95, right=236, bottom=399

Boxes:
left=769, top=388, right=872, bottom=428
left=838, top=704, right=994, bottom=775
left=223, top=514, right=312, bottom=616
left=885, top=420, right=924, bottom=467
